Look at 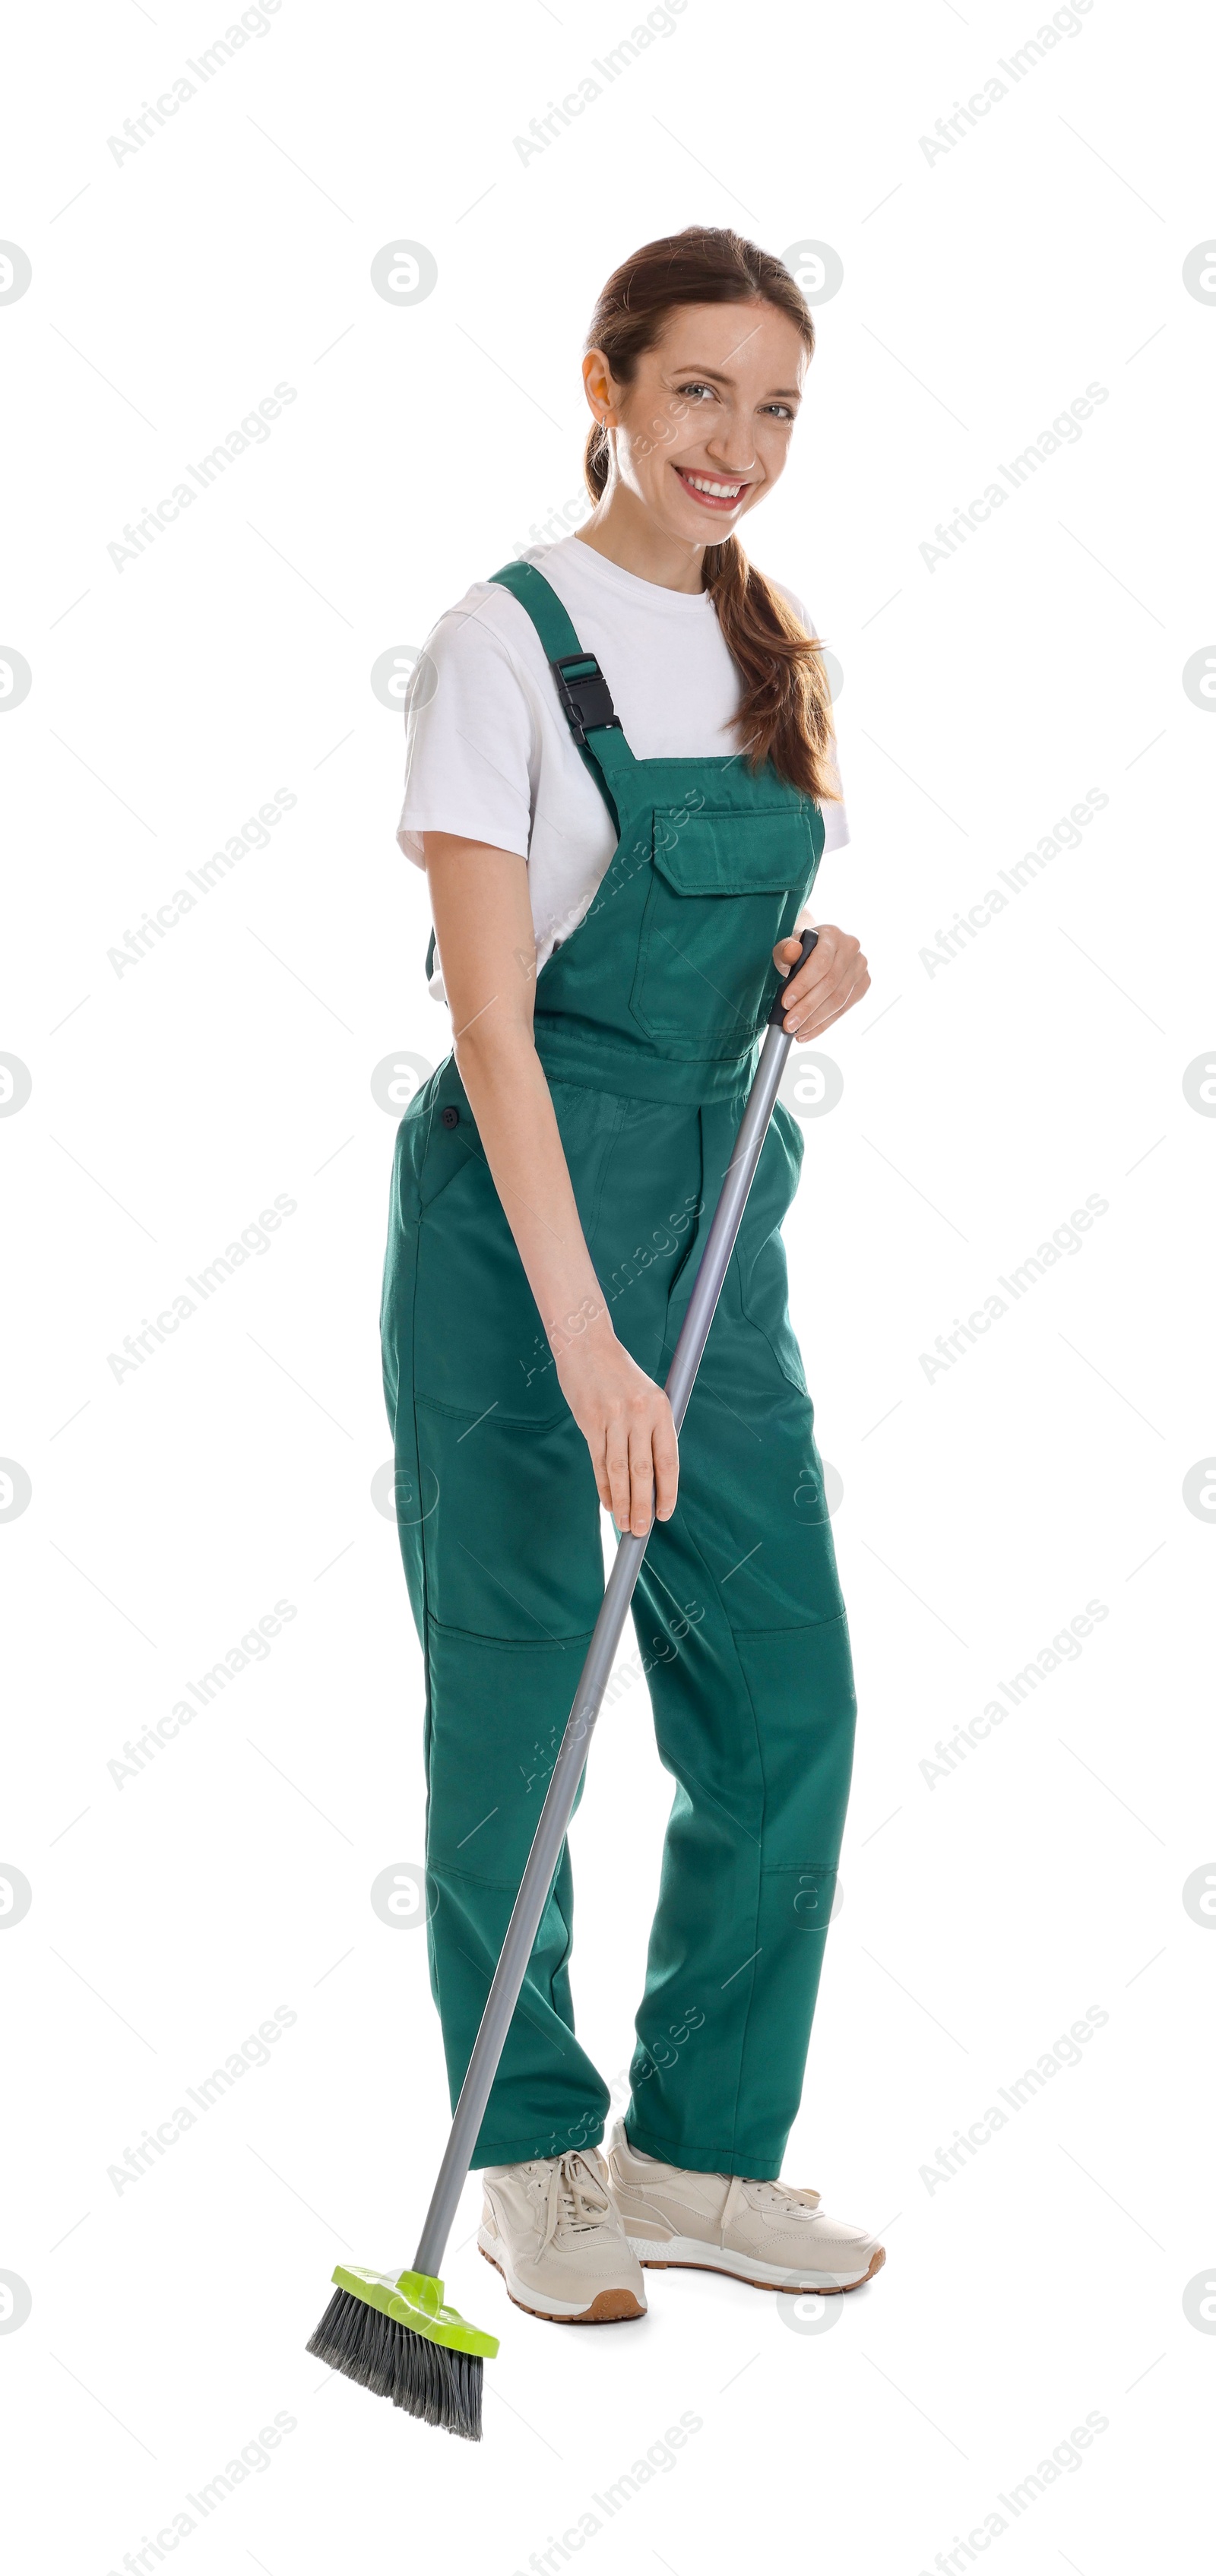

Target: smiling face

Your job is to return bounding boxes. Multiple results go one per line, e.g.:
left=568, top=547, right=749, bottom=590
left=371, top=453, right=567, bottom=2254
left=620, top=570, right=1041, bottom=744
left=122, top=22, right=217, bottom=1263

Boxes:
left=582, top=298, right=810, bottom=551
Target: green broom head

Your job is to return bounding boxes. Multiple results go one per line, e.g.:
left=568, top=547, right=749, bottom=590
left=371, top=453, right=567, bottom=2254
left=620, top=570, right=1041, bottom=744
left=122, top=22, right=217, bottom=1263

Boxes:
left=306, top=2265, right=499, bottom=2442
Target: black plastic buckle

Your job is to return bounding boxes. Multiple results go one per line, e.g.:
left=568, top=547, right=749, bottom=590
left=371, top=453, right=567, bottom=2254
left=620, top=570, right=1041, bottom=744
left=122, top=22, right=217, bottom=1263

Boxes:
left=550, top=652, right=622, bottom=748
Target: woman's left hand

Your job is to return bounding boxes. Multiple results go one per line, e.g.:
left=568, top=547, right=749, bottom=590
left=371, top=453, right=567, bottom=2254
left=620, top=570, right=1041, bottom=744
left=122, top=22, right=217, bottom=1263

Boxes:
left=772, top=921, right=869, bottom=1039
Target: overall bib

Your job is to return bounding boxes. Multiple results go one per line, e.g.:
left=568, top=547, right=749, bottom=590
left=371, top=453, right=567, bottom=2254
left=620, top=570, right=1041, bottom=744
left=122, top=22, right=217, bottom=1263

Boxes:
left=381, top=562, right=857, bottom=2181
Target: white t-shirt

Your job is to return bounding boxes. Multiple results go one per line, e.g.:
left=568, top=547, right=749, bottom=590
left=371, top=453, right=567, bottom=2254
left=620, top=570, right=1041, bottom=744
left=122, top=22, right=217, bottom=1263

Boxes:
left=397, top=534, right=848, bottom=1002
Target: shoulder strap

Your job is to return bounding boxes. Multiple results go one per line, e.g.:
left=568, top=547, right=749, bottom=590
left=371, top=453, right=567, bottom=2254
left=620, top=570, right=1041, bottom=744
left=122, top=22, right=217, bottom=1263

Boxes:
left=488, top=559, right=632, bottom=832
left=489, top=559, right=584, bottom=660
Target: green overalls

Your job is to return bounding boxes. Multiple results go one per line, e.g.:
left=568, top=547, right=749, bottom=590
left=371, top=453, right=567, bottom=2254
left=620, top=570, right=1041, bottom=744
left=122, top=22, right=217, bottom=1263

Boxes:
left=381, top=561, right=857, bottom=2182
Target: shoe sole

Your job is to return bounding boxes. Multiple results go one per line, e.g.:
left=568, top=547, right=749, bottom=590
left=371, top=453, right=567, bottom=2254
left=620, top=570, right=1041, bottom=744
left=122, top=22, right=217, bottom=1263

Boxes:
left=625, top=2236, right=886, bottom=2294
left=478, top=2240, right=646, bottom=2325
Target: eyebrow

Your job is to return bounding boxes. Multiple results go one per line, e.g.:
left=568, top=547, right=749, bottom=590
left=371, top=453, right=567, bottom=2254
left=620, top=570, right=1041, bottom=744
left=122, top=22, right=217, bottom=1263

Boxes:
left=667, top=363, right=803, bottom=398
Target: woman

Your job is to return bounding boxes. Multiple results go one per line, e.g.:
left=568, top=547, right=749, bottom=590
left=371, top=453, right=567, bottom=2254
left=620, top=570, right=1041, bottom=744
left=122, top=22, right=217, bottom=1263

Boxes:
left=382, top=226, right=882, bottom=2326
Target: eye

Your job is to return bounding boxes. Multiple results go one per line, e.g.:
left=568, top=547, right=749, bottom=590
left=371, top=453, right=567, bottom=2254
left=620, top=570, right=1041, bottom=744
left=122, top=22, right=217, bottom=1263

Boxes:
left=675, top=380, right=717, bottom=403
left=762, top=401, right=797, bottom=420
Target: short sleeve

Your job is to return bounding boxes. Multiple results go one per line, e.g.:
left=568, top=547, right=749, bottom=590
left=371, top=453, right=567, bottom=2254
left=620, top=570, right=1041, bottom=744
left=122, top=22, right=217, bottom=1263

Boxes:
left=396, top=597, right=539, bottom=867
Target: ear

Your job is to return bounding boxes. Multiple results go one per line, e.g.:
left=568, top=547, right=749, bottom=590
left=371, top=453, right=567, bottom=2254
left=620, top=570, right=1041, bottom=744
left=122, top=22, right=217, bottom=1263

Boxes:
left=581, top=347, right=618, bottom=426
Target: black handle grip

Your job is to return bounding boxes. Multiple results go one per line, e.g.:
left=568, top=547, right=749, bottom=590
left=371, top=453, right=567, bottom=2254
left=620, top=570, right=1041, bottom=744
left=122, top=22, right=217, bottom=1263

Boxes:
left=767, top=926, right=819, bottom=1027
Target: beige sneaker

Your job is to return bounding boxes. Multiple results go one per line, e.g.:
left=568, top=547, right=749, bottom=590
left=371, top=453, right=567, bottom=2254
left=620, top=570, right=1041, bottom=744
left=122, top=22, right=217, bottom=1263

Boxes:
left=606, top=2120, right=885, bottom=2293
left=477, top=2146, right=648, bottom=2324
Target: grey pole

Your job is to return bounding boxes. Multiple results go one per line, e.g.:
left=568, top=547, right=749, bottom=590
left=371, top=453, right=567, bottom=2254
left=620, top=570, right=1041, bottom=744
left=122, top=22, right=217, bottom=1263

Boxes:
left=413, top=935, right=817, bottom=2279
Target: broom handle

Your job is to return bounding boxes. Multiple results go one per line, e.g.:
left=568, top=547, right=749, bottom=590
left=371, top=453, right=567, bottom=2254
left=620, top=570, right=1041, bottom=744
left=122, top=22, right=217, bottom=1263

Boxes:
left=413, top=932, right=819, bottom=2279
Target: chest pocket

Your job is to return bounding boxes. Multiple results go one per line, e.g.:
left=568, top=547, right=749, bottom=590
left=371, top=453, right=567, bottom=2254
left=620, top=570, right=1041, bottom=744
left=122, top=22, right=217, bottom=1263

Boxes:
left=630, top=803, right=821, bottom=1061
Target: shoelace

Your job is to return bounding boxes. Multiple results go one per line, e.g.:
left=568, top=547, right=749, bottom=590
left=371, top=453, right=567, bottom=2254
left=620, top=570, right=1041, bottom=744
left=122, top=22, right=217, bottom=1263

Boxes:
left=720, top=2173, right=821, bottom=2239
left=536, top=2151, right=614, bottom=2255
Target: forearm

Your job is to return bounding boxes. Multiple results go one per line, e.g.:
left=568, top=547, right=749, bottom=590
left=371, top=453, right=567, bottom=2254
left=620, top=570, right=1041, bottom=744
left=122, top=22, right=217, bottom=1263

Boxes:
left=454, top=1019, right=609, bottom=1362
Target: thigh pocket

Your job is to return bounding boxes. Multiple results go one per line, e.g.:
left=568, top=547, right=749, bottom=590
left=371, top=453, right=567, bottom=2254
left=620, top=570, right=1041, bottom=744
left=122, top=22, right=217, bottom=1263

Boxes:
left=733, top=1617, right=857, bottom=1866
left=424, top=1622, right=599, bottom=1875
left=630, top=806, right=817, bottom=1061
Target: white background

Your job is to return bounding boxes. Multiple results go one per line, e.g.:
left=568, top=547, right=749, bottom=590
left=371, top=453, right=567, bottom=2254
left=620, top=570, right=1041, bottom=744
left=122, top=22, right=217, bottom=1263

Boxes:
left=2, top=1, right=1214, bottom=2569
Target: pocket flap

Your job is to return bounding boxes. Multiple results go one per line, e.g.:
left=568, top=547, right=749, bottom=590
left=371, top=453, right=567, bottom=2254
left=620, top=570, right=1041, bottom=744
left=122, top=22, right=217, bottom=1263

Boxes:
left=651, top=805, right=812, bottom=897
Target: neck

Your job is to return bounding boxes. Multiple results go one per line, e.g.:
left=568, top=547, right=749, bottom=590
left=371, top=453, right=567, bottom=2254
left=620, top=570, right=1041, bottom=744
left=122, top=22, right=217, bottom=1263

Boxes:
left=575, top=483, right=711, bottom=593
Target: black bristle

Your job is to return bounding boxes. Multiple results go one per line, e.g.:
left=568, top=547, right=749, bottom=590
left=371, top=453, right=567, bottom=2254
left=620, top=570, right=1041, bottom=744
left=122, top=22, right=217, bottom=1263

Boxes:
left=306, top=2286, right=483, bottom=2440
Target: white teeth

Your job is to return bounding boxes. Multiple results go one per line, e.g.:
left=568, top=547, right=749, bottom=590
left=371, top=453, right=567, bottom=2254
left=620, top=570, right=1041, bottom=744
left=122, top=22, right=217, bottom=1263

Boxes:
left=683, top=472, right=743, bottom=498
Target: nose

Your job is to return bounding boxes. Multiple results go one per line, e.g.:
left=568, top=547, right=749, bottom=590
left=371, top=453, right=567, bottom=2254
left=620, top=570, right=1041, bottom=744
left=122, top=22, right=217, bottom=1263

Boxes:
left=703, top=422, right=757, bottom=475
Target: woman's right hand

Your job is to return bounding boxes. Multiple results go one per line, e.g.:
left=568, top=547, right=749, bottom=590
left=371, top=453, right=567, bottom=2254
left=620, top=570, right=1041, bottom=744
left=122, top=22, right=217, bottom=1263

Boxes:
left=554, top=1317, right=679, bottom=1536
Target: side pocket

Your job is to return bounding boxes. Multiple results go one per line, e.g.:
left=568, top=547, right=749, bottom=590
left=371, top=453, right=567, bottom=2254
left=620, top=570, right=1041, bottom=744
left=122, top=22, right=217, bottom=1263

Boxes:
left=735, top=1103, right=807, bottom=1396
left=771, top=1097, right=806, bottom=1172
left=738, top=1230, right=808, bottom=1397
left=416, top=1062, right=491, bottom=1213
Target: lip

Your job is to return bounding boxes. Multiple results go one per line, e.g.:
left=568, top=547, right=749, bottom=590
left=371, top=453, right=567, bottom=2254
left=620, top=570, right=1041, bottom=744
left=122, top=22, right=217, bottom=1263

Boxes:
left=672, top=463, right=752, bottom=514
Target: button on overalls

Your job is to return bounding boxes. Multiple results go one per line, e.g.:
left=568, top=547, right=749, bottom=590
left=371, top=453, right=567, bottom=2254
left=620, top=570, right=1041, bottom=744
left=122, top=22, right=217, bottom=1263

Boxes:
left=381, top=561, right=857, bottom=2181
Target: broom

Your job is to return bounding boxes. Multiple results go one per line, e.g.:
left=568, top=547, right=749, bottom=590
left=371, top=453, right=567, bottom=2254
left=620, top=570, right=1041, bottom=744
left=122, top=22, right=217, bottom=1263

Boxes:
left=307, top=933, right=820, bottom=2437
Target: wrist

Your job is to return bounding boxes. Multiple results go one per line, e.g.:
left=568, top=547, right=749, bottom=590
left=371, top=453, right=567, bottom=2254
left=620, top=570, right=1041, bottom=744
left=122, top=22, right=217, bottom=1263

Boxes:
left=546, top=1290, right=613, bottom=1364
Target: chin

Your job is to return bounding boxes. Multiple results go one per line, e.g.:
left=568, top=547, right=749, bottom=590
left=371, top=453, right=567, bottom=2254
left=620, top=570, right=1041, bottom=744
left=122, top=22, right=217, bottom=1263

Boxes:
left=665, top=501, right=741, bottom=542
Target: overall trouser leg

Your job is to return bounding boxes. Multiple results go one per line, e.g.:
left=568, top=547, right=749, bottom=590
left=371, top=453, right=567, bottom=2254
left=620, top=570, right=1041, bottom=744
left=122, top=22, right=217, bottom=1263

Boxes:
left=382, top=1067, right=623, bottom=2166
left=622, top=1559, right=853, bottom=2183
left=594, top=1093, right=857, bottom=2179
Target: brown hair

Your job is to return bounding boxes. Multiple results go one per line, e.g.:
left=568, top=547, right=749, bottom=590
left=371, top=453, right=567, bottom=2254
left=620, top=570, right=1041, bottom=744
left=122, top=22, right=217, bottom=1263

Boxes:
left=582, top=226, right=840, bottom=806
